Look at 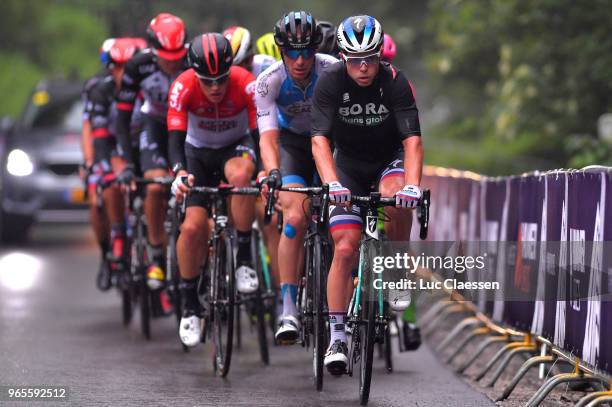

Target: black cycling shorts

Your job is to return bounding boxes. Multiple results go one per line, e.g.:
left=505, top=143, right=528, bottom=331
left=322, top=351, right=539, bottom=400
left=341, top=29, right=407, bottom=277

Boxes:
left=185, top=135, right=257, bottom=209
left=328, top=152, right=404, bottom=233
left=279, top=129, right=318, bottom=186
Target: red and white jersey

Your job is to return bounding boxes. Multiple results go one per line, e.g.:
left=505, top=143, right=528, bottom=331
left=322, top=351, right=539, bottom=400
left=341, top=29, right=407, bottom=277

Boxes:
left=167, top=66, right=257, bottom=149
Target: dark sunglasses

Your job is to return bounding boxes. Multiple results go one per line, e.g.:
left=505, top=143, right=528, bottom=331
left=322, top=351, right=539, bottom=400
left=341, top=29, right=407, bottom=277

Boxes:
left=342, top=52, right=380, bottom=68
left=283, top=48, right=316, bottom=60
left=197, top=72, right=230, bottom=87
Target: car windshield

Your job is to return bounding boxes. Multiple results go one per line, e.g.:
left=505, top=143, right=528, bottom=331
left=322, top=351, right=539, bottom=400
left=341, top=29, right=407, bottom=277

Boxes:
left=21, top=93, right=83, bottom=133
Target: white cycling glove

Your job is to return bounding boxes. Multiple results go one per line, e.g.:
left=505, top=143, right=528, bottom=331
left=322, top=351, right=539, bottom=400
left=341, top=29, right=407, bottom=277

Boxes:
left=171, top=174, right=193, bottom=201
left=396, top=184, right=421, bottom=208
left=329, top=181, right=351, bottom=204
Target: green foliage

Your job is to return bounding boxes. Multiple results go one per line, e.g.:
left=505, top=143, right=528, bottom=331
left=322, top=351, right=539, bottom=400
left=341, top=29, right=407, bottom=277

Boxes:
left=38, top=6, right=108, bottom=78
left=0, top=53, right=43, bottom=118
left=426, top=0, right=612, bottom=173
left=0, top=1, right=108, bottom=118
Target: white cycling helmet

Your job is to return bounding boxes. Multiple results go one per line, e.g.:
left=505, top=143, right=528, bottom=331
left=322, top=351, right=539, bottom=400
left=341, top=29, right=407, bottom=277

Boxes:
left=336, top=15, right=384, bottom=54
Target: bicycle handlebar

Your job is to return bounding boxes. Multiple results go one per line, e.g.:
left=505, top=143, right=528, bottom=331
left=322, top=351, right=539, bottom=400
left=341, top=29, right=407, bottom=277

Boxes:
left=190, top=185, right=260, bottom=197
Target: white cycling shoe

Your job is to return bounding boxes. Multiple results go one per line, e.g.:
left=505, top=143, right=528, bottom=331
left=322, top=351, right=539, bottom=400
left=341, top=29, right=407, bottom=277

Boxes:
left=179, top=313, right=202, bottom=347
left=275, top=315, right=300, bottom=345
left=236, top=264, right=259, bottom=294
left=324, top=340, right=349, bottom=376
left=388, top=289, right=412, bottom=311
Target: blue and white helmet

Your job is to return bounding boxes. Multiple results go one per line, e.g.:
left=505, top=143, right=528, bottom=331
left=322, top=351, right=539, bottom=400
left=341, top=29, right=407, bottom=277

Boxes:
left=336, top=15, right=384, bottom=54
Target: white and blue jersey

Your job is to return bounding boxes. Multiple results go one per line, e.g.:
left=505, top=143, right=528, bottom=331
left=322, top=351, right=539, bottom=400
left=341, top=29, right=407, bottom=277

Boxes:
left=254, top=53, right=338, bottom=136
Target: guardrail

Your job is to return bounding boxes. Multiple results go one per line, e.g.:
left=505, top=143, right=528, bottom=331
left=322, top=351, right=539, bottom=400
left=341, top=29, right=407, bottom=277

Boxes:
left=416, top=165, right=612, bottom=406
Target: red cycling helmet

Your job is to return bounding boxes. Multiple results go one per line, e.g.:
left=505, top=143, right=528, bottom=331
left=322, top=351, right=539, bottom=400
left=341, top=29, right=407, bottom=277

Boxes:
left=102, top=37, right=145, bottom=68
left=147, top=13, right=187, bottom=61
left=381, top=33, right=397, bottom=62
left=127, top=37, right=147, bottom=51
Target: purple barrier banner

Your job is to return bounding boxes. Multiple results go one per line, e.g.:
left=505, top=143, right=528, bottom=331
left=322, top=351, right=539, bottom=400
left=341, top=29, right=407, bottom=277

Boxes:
left=421, top=167, right=612, bottom=374
left=538, top=174, right=565, bottom=342
left=507, top=176, right=543, bottom=331
left=602, top=173, right=612, bottom=373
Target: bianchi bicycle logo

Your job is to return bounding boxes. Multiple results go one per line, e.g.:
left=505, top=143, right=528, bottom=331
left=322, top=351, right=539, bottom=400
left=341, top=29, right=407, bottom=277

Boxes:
left=338, top=103, right=389, bottom=126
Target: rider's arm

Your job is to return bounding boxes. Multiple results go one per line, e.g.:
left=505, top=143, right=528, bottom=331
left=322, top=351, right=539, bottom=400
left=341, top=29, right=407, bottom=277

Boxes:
left=167, top=75, right=191, bottom=172
left=392, top=71, right=423, bottom=186
left=80, top=83, right=95, bottom=167
left=311, top=69, right=339, bottom=183
left=259, top=130, right=280, bottom=172
left=88, top=83, right=114, bottom=166
left=254, top=67, right=281, bottom=173
left=115, top=57, right=141, bottom=164
left=402, top=137, right=423, bottom=186
left=81, top=120, right=94, bottom=167
left=243, top=69, right=258, bottom=132
left=312, top=136, right=339, bottom=183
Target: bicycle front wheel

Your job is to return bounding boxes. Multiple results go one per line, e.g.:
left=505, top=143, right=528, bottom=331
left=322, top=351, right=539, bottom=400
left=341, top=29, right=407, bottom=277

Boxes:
left=358, top=241, right=378, bottom=405
left=252, top=231, right=270, bottom=365
left=359, top=296, right=376, bottom=405
left=313, top=234, right=328, bottom=391
left=211, top=233, right=235, bottom=377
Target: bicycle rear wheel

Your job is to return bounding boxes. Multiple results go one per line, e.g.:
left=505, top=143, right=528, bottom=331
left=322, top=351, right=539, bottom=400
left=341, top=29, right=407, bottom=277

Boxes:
left=212, top=233, right=235, bottom=377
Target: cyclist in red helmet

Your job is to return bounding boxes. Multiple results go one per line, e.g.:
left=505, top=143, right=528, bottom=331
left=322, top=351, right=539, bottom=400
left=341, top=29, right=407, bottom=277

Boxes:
left=115, top=13, right=189, bottom=291
left=381, top=33, right=397, bottom=62
left=167, top=33, right=259, bottom=347
left=82, top=37, right=146, bottom=290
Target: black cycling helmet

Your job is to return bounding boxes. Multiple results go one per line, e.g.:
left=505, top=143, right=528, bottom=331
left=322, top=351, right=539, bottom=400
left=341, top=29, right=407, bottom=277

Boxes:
left=273, top=11, right=323, bottom=49
left=316, top=20, right=338, bottom=55
left=188, top=33, right=234, bottom=79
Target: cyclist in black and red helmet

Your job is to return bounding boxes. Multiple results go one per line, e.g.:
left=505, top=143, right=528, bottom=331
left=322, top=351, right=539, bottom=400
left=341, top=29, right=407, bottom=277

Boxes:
left=114, top=13, right=189, bottom=291
left=167, top=33, right=260, bottom=347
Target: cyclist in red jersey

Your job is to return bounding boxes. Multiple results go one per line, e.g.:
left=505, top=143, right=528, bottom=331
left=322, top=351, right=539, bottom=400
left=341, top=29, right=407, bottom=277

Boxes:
left=167, top=33, right=260, bottom=347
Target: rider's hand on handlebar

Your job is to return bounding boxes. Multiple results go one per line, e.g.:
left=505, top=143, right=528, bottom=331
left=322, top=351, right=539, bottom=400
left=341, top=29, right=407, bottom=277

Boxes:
left=329, top=181, right=351, bottom=205
left=396, top=184, right=421, bottom=208
left=259, top=169, right=282, bottom=200
left=171, top=170, right=194, bottom=202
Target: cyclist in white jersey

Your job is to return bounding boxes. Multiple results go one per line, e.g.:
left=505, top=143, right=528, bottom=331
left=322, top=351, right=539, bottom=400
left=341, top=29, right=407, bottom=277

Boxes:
left=255, top=11, right=338, bottom=344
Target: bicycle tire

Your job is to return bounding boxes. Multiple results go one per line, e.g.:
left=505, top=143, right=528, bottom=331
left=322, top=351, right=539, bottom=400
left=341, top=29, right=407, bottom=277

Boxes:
left=212, top=233, right=235, bottom=377
left=359, top=295, right=376, bottom=405
left=384, top=323, right=393, bottom=373
left=313, top=234, right=328, bottom=391
left=139, top=272, right=151, bottom=340
left=253, top=232, right=270, bottom=365
left=121, top=286, right=132, bottom=326
left=358, top=242, right=378, bottom=405
left=167, top=230, right=188, bottom=352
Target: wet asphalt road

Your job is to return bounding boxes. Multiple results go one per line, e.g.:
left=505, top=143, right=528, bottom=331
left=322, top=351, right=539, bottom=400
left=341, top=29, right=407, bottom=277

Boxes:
left=0, top=223, right=494, bottom=406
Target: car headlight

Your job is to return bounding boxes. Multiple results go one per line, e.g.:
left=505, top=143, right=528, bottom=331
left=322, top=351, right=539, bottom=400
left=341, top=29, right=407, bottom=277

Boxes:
left=6, top=149, right=34, bottom=177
